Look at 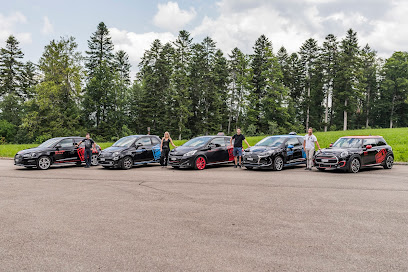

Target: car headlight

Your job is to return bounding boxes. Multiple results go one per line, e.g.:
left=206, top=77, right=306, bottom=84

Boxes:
left=113, top=152, right=120, bottom=160
left=340, top=151, right=349, bottom=158
left=183, top=150, right=197, bottom=157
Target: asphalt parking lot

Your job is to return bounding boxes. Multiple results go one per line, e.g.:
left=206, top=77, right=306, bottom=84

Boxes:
left=1, top=160, right=407, bottom=271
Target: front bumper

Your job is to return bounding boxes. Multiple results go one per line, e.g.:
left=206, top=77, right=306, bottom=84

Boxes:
left=168, top=155, right=194, bottom=168
left=314, top=156, right=347, bottom=169
left=14, top=155, right=37, bottom=167
left=242, top=154, right=273, bottom=168
left=98, top=156, right=121, bottom=168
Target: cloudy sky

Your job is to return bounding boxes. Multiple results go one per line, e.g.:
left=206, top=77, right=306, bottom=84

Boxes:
left=1, top=0, right=407, bottom=75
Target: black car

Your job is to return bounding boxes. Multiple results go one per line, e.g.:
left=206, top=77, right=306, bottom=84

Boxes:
left=314, top=136, right=394, bottom=173
left=242, top=135, right=306, bottom=170
left=98, top=135, right=161, bottom=169
left=14, top=137, right=101, bottom=170
left=168, top=136, right=234, bottom=170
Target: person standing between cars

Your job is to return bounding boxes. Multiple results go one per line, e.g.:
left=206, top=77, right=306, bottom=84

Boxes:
left=160, top=131, right=177, bottom=167
left=230, top=128, right=251, bottom=168
left=303, top=127, right=321, bottom=170
left=76, top=133, right=96, bottom=168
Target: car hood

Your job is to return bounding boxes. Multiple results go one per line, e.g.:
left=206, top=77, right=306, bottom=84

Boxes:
left=318, top=147, right=360, bottom=156
left=245, top=146, right=279, bottom=154
left=170, top=146, right=197, bottom=155
left=17, top=147, right=46, bottom=155
left=102, top=146, right=128, bottom=153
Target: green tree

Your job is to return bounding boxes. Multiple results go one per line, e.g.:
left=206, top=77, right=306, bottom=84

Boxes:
left=378, top=51, right=408, bottom=128
left=228, top=47, right=249, bottom=134
left=0, top=35, right=24, bottom=127
left=83, top=22, right=116, bottom=136
left=320, top=34, right=338, bottom=131
left=21, top=37, right=83, bottom=141
left=334, top=29, right=363, bottom=130
left=171, top=30, right=193, bottom=139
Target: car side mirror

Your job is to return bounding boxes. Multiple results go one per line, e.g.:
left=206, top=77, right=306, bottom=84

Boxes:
left=287, top=144, right=294, bottom=149
left=366, top=145, right=372, bottom=149
left=135, top=143, right=143, bottom=149
left=329, top=143, right=333, bottom=147
left=55, top=145, right=61, bottom=149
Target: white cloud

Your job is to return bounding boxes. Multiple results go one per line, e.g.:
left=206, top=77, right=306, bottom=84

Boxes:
left=153, top=1, right=196, bottom=32
left=0, top=12, right=31, bottom=45
left=41, top=16, right=53, bottom=35
left=109, top=27, right=176, bottom=73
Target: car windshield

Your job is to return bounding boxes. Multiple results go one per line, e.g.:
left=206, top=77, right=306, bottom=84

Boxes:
left=332, top=138, right=363, bottom=148
left=112, top=136, right=137, bottom=147
left=183, top=137, right=212, bottom=147
left=38, top=138, right=61, bottom=148
left=256, top=137, right=285, bottom=147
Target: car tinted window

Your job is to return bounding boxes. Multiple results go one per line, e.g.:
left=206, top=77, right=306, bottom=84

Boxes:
left=297, top=137, right=304, bottom=145
left=224, top=137, right=231, bottom=146
left=256, top=137, right=285, bottom=147
left=286, top=137, right=301, bottom=147
left=363, top=138, right=377, bottom=147
left=210, top=137, right=226, bottom=147
left=58, top=138, right=74, bottom=148
left=377, top=138, right=387, bottom=146
left=136, top=137, right=152, bottom=146
left=332, top=138, right=362, bottom=148
left=183, top=137, right=212, bottom=147
left=151, top=137, right=160, bottom=145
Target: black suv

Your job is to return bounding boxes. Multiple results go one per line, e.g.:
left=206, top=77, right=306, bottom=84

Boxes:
left=168, top=136, right=233, bottom=170
left=98, top=135, right=161, bottom=169
left=242, top=134, right=306, bottom=170
left=14, top=137, right=101, bottom=170
left=314, top=136, right=394, bottom=173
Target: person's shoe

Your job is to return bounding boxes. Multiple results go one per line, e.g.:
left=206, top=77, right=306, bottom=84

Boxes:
left=238, top=164, right=241, bottom=168
left=309, top=168, right=312, bottom=171
left=234, top=164, right=237, bottom=168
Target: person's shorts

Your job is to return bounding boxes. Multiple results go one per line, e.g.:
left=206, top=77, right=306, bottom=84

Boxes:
left=233, top=147, right=243, bottom=157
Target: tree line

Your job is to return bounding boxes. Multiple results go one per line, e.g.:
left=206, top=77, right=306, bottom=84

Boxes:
left=0, top=22, right=407, bottom=143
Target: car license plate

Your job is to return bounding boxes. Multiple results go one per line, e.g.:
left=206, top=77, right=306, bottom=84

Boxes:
left=247, top=157, right=254, bottom=161
left=100, top=158, right=105, bottom=161
left=322, top=159, right=329, bottom=162
left=171, top=157, right=176, bottom=161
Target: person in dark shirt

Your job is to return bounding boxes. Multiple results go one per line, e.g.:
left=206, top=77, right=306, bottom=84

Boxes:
left=230, top=128, right=251, bottom=168
left=160, top=131, right=177, bottom=167
left=76, top=133, right=96, bottom=168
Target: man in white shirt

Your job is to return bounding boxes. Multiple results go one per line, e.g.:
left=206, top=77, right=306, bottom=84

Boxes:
left=303, top=127, right=321, bottom=170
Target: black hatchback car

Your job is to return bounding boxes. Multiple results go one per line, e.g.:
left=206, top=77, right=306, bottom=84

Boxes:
left=168, top=136, right=233, bottom=170
left=314, top=136, right=394, bottom=173
left=98, top=135, right=161, bottom=169
left=14, top=137, right=101, bottom=170
left=242, top=134, right=306, bottom=170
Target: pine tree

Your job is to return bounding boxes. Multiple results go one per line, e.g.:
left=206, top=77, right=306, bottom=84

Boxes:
left=228, top=47, right=249, bottom=134
left=0, top=35, right=25, bottom=126
left=299, top=38, right=323, bottom=131
left=83, top=22, right=116, bottom=136
left=171, top=30, right=193, bottom=139
left=320, top=34, right=338, bottom=131
left=334, top=29, right=362, bottom=130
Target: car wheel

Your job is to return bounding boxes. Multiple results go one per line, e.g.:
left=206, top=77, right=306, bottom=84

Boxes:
left=383, top=154, right=394, bottom=169
left=273, top=156, right=284, bottom=171
left=317, top=167, right=325, bottom=171
left=91, top=154, right=98, bottom=166
left=348, top=157, right=360, bottom=173
left=121, top=156, right=133, bottom=170
left=194, top=156, right=206, bottom=170
left=37, top=156, right=51, bottom=170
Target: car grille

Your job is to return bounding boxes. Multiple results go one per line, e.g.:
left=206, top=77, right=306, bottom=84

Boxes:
left=315, top=156, right=338, bottom=164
